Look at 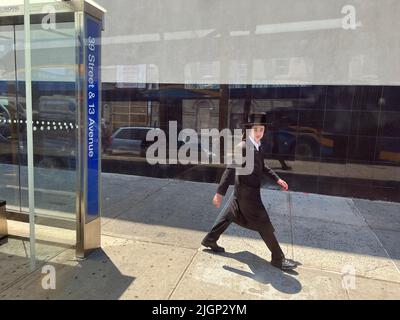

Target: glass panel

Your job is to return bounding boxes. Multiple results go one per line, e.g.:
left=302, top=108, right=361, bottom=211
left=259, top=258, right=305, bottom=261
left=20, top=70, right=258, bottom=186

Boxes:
left=0, top=25, right=21, bottom=211
left=14, top=20, right=77, bottom=220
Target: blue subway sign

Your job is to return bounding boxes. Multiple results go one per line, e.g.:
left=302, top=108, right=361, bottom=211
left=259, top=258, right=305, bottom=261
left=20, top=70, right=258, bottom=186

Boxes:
left=85, top=15, right=101, bottom=220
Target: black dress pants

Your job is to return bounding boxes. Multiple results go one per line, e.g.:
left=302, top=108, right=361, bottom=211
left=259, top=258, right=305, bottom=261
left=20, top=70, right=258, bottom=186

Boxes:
left=204, top=207, right=285, bottom=261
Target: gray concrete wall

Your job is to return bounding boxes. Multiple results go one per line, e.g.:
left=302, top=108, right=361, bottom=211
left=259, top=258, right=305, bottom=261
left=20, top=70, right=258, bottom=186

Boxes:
left=94, top=0, right=400, bottom=85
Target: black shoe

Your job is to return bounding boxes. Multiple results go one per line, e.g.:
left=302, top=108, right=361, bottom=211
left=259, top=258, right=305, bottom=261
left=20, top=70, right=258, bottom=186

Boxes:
left=271, top=258, right=297, bottom=270
left=201, top=239, right=225, bottom=252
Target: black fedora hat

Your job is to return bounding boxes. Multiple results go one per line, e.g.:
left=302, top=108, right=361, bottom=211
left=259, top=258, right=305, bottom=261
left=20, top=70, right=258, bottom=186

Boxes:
left=240, top=113, right=270, bottom=127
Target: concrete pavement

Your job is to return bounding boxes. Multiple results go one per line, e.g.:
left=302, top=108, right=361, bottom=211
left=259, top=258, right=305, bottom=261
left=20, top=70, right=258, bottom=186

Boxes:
left=0, top=172, right=399, bottom=299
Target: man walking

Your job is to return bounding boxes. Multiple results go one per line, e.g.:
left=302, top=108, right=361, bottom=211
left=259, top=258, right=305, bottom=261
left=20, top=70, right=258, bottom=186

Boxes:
left=202, top=113, right=297, bottom=271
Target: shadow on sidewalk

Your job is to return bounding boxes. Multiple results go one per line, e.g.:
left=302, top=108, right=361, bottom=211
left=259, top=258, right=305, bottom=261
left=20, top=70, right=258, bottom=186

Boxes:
left=101, top=174, right=400, bottom=261
left=0, top=239, right=135, bottom=299
left=213, top=250, right=302, bottom=295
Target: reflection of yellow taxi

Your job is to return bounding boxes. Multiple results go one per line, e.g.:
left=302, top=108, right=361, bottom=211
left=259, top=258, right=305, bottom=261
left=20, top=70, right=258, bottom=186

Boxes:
left=286, top=125, right=334, bottom=158
left=374, top=133, right=400, bottom=163
left=379, top=151, right=400, bottom=162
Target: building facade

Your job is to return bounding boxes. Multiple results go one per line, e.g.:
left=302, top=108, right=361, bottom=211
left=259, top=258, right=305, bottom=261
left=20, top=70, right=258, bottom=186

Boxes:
left=0, top=0, right=399, bottom=222
left=96, top=0, right=400, bottom=202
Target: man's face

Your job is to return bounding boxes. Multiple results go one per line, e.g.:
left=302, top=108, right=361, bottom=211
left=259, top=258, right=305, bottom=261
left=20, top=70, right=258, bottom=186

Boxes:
left=250, top=125, right=265, bottom=142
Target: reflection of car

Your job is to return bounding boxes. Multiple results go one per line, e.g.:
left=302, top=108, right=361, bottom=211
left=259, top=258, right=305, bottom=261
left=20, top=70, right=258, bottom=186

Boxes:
left=1, top=96, right=76, bottom=169
left=269, top=126, right=334, bottom=159
left=1, top=131, right=76, bottom=169
left=106, top=127, right=217, bottom=162
left=38, top=95, right=76, bottom=121
left=18, top=130, right=76, bottom=169
left=0, top=99, right=17, bottom=161
left=178, top=135, right=217, bottom=163
left=106, top=127, right=157, bottom=156
left=0, top=102, right=11, bottom=139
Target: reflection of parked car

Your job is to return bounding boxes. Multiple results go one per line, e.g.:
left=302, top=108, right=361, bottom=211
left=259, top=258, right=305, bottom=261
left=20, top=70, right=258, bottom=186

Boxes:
left=1, top=95, right=76, bottom=169
left=178, top=135, right=217, bottom=163
left=0, top=102, right=11, bottom=139
left=0, top=98, right=19, bottom=161
left=106, top=127, right=217, bottom=162
left=18, top=130, right=76, bottom=169
left=263, top=109, right=332, bottom=160
left=106, top=127, right=157, bottom=157
left=38, top=95, right=76, bottom=121
left=269, top=126, right=334, bottom=159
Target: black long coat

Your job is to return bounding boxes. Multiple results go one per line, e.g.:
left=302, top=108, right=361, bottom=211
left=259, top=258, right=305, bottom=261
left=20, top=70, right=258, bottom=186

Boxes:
left=217, top=140, right=281, bottom=233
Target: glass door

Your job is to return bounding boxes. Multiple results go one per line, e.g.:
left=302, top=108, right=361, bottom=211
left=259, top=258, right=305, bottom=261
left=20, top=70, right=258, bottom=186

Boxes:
left=0, top=17, right=77, bottom=222
left=0, top=25, right=23, bottom=214
left=15, top=21, right=78, bottom=222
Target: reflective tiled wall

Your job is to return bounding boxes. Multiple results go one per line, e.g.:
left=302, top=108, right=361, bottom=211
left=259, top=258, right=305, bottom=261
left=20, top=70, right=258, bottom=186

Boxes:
left=100, top=84, right=400, bottom=202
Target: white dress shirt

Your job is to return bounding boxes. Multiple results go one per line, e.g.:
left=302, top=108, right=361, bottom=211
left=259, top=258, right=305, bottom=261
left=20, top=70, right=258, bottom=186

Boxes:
left=248, top=135, right=261, bottom=151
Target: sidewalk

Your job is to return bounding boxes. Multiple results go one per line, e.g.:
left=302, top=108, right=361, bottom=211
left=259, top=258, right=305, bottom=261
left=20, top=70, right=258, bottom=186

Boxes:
left=0, top=172, right=399, bottom=299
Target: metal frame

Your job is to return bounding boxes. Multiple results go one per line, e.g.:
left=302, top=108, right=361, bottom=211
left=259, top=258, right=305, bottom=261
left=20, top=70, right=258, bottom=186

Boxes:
left=23, top=0, right=36, bottom=269
left=0, top=201, right=7, bottom=239
left=0, top=1, right=105, bottom=27
left=75, top=9, right=85, bottom=258
left=74, top=3, right=105, bottom=258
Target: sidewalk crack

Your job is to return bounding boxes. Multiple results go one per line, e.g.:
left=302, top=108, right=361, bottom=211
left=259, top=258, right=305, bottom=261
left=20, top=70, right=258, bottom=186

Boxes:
left=348, top=199, right=400, bottom=276
left=288, top=192, right=295, bottom=260
left=166, top=250, right=198, bottom=300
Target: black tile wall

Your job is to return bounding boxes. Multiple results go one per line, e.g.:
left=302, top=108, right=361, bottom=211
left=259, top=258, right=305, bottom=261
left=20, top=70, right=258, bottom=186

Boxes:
left=100, top=83, right=400, bottom=201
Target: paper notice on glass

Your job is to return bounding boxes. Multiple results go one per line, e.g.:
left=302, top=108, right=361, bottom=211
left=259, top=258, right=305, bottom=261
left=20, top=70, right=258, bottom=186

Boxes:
left=116, top=64, right=146, bottom=88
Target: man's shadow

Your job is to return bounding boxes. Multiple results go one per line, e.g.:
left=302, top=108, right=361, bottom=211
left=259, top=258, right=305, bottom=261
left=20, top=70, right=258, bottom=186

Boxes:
left=204, top=249, right=302, bottom=295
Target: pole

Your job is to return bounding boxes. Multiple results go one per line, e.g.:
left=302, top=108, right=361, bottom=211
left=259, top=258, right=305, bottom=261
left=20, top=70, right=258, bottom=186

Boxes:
left=24, top=0, right=36, bottom=270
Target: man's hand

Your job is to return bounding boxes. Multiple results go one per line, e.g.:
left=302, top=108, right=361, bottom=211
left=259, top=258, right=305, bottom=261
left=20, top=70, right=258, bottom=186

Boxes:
left=277, top=179, right=289, bottom=191
left=213, top=193, right=223, bottom=208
